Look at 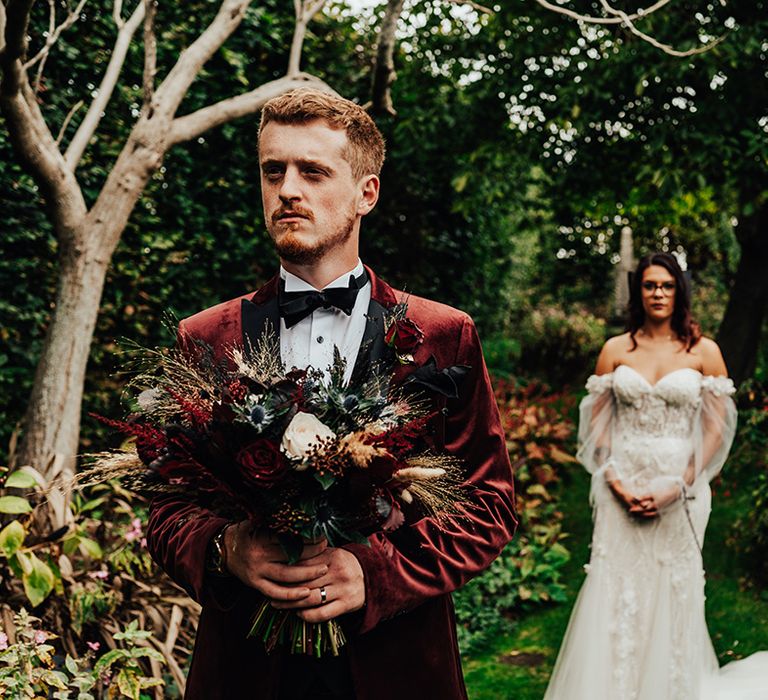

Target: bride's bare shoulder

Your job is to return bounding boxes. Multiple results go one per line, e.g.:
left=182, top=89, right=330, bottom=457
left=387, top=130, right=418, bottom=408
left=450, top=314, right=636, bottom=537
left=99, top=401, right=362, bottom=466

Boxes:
left=594, top=333, right=633, bottom=375
left=693, top=336, right=728, bottom=377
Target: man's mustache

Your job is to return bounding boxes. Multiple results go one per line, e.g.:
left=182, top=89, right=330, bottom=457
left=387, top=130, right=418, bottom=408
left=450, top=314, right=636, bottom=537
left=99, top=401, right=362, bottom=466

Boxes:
left=272, top=206, right=314, bottom=224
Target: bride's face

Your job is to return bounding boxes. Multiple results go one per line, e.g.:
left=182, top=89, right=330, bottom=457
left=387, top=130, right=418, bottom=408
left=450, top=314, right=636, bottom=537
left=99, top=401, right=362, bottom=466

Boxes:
left=641, top=264, right=677, bottom=322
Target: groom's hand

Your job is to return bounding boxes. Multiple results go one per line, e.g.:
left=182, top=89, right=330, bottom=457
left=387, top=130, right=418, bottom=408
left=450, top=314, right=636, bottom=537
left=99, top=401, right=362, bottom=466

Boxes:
left=223, top=523, right=329, bottom=601
left=270, top=547, right=365, bottom=622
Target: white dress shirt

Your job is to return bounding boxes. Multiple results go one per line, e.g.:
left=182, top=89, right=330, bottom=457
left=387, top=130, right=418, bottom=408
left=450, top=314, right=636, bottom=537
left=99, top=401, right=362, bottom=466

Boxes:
left=279, top=260, right=371, bottom=385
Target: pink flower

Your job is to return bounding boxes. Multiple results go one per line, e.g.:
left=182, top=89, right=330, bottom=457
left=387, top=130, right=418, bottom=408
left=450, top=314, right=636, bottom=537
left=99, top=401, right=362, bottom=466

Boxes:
left=125, top=517, right=144, bottom=542
left=88, top=569, right=109, bottom=580
left=0, top=632, right=8, bottom=650
left=34, top=630, right=46, bottom=644
left=87, top=641, right=101, bottom=651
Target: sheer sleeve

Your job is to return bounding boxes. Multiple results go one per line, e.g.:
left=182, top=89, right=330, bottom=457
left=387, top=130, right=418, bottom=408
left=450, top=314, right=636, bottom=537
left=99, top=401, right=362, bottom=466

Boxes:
left=576, top=374, right=618, bottom=507
left=691, top=375, right=737, bottom=483
left=647, top=375, right=737, bottom=510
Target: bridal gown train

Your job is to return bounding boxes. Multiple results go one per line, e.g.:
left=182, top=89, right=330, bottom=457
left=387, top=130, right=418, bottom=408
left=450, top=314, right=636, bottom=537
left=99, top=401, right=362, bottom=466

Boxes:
left=544, top=365, right=768, bottom=700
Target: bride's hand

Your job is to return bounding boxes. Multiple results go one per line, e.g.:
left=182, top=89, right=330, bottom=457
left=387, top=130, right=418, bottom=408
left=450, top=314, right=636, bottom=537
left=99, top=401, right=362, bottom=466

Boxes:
left=629, top=494, right=659, bottom=519
left=609, top=481, right=659, bottom=519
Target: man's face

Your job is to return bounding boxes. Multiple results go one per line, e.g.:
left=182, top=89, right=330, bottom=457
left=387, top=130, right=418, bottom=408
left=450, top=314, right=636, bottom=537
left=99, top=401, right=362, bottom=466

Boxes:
left=259, top=119, right=377, bottom=266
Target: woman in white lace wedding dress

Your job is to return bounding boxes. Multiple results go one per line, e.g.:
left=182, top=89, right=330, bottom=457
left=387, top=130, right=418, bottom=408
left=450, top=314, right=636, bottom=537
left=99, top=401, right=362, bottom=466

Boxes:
left=544, top=253, right=768, bottom=700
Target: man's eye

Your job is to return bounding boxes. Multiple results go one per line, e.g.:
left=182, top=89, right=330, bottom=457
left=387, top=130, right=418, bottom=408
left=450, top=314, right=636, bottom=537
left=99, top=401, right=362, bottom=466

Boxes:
left=263, top=167, right=283, bottom=178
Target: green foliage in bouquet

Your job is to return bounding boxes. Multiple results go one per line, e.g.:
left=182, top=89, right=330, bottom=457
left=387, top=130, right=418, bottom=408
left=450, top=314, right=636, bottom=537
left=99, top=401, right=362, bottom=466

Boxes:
left=454, top=380, right=576, bottom=653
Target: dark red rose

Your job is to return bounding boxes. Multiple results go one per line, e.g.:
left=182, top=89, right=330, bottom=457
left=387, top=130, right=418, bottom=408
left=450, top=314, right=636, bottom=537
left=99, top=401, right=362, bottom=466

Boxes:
left=384, top=317, right=424, bottom=353
left=236, top=439, right=288, bottom=488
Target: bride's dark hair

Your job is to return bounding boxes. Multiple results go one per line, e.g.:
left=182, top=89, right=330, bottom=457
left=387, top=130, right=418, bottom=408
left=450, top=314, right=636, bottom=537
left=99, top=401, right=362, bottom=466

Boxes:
left=628, top=252, right=701, bottom=352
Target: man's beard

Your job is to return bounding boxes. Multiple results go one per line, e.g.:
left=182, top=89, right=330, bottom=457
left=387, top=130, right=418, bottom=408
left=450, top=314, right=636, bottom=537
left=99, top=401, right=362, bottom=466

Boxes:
left=271, top=211, right=355, bottom=265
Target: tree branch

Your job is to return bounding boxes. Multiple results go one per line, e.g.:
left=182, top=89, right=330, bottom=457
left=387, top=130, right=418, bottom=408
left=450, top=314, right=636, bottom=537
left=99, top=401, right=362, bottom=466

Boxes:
left=167, top=73, right=334, bottom=146
left=2, top=0, right=37, bottom=81
left=444, top=0, right=493, bottom=14
left=1, top=77, right=87, bottom=236
left=56, top=99, right=85, bottom=145
left=142, top=0, right=158, bottom=113
left=153, top=0, right=254, bottom=120
left=24, top=0, right=89, bottom=76
left=64, top=1, right=145, bottom=170
left=598, top=0, right=724, bottom=56
left=368, top=0, right=406, bottom=117
left=288, top=0, right=328, bottom=77
left=533, top=0, right=672, bottom=26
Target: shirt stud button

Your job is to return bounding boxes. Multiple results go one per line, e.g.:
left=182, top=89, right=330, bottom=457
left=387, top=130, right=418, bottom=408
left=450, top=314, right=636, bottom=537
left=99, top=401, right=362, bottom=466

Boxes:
left=316, top=336, right=324, bottom=344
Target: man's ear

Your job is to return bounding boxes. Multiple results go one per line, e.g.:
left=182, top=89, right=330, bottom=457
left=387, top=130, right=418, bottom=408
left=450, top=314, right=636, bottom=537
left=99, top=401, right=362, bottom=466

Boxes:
left=357, top=175, right=380, bottom=216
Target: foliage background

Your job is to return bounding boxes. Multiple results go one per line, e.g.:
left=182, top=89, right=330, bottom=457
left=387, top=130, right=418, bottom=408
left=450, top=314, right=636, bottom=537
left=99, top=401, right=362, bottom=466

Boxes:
left=1, top=0, right=767, bottom=697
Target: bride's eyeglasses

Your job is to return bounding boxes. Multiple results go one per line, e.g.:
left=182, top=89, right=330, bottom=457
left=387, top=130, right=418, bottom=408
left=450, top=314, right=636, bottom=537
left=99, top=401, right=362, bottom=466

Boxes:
left=641, top=281, right=676, bottom=296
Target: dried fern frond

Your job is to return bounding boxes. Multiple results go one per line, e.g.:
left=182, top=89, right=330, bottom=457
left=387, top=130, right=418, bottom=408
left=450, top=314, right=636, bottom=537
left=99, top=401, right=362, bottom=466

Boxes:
left=76, top=449, right=144, bottom=489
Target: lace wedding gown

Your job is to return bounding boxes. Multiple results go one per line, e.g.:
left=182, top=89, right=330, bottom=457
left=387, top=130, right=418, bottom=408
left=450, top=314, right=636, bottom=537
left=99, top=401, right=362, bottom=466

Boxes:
left=544, top=365, right=768, bottom=700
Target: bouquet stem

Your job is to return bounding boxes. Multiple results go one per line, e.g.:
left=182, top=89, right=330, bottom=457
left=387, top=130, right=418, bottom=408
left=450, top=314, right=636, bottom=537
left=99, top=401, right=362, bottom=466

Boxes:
left=248, top=599, right=346, bottom=657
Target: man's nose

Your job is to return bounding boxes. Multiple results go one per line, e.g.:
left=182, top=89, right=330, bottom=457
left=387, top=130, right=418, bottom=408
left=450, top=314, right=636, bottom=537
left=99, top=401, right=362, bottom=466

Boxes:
left=278, top=167, right=302, bottom=202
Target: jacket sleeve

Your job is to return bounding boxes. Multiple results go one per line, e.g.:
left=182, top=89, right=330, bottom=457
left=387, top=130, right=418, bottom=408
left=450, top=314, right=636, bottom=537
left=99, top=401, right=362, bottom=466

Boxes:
left=146, top=495, right=244, bottom=610
left=344, top=315, right=518, bottom=634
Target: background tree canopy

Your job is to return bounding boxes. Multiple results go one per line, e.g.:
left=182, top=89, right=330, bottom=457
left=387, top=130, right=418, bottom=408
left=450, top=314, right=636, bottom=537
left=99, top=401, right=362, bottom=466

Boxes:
left=1, top=0, right=765, bottom=457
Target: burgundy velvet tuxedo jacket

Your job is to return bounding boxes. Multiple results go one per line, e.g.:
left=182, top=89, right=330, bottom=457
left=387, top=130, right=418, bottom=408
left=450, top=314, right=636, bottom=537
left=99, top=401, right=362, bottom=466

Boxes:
left=146, top=266, right=517, bottom=700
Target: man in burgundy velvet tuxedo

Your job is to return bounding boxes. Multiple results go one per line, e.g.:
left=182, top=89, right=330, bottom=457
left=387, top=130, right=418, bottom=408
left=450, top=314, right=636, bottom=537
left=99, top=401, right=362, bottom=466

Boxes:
left=146, top=89, right=517, bottom=700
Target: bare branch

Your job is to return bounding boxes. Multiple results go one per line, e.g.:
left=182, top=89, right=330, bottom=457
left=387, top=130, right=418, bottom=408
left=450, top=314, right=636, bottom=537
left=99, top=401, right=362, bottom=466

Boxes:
left=142, top=0, right=158, bottom=113
left=0, top=5, right=6, bottom=58
left=31, top=0, right=57, bottom=94
left=56, top=99, right=85, bottom=145
left=153, top=0, right=254, bottom=119
left=24, top=0, right=88, bottom=74
left=533, top=0, right=672, bottom=26
left=167, top=73, right=335, bottom=146
left=598, top=0, right=724, bottom=56
left=1, top=79, right=87, bottom=233
left=288, top=0, right=329, bottom=77
left=2, top=0, right=37, bottom=72
left=444, top=0, right=493, bottom=14
left=114, top=0, right=125, bottom=27
left=368, top=0, right=406, bottom=117
left=64, top=1, right=145, bottom=170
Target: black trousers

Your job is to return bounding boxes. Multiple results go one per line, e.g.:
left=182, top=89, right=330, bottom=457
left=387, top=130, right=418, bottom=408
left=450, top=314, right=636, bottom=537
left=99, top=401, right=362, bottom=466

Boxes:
left=277, top=650, right=355, bottom=700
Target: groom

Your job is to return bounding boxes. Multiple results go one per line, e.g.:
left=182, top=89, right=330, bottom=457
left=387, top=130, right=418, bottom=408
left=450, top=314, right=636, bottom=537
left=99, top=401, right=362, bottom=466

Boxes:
left=146, top=89, right=517, bottom=700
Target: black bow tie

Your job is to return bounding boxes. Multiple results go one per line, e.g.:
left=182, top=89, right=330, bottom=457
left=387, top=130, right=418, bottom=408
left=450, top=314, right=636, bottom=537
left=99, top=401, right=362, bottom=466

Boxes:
left=278, top=270, right=369, bottom=329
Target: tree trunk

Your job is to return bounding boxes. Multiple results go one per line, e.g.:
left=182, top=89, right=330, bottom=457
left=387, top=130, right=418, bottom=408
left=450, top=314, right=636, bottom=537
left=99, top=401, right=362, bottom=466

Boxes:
left=15, top=120, right=163, bottom=503
left=15, top=239, right=108, bottom=526
left=717, top=201, right=768, bottom=385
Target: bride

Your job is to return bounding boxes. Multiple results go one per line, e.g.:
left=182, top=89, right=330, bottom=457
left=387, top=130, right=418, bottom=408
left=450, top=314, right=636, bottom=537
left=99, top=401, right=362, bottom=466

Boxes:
left=544, top=252, right=768, bottom=700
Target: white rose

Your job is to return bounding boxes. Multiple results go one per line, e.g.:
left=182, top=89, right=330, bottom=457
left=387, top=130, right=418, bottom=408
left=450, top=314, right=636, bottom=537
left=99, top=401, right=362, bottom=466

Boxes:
left=281, top=412, right=336, bottom=467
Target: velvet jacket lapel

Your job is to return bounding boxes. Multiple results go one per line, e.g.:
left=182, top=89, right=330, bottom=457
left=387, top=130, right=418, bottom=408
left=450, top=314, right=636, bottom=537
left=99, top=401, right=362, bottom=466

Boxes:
left=240, top=265, right=405, bottom=381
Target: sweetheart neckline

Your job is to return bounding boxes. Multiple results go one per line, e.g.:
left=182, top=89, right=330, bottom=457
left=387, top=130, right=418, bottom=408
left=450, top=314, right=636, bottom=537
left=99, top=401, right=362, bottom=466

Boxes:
left=614, top=364, right=702, bottom=388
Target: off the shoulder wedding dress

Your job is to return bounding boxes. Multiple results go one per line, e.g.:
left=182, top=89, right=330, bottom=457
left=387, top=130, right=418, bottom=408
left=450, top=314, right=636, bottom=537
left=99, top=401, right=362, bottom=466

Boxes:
left=544, top=365, right=768, bottom=699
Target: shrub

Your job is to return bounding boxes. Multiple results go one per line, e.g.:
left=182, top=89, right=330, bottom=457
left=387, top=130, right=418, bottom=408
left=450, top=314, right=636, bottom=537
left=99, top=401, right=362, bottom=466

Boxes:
left=516, top=307, right=606, bottom=385
left=729, top=381, right=768, bottom=585
left=453, top=379, right=576, bottom=653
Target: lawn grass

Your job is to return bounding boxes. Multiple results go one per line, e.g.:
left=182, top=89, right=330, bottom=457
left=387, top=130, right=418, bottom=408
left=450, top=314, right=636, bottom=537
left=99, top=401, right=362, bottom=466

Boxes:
left=462, top=462, right=768, bottom=700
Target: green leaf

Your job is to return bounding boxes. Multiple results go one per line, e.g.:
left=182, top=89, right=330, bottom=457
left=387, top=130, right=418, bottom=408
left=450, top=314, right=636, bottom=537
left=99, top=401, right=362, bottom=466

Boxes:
left=0, top=520, right=25, bottom=557
left=22, top=552, right=55, bottom=606
left=94, top=648, right=126, bottom=674
left=78, top=537, right=103, bottom=559
left=314, top=472, right=336, bottom=491
left=116, top=668, right=141, bottom=700
left=4, top=470, right=37, bottom=488
left=0, top=495, right=32, bottom=514
left=65, top=654, right=79, bottom=675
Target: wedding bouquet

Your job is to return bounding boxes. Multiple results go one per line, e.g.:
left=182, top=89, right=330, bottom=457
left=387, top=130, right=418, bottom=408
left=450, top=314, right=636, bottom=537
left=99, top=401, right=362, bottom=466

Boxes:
left=82, top=311, right=464, bottom=656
